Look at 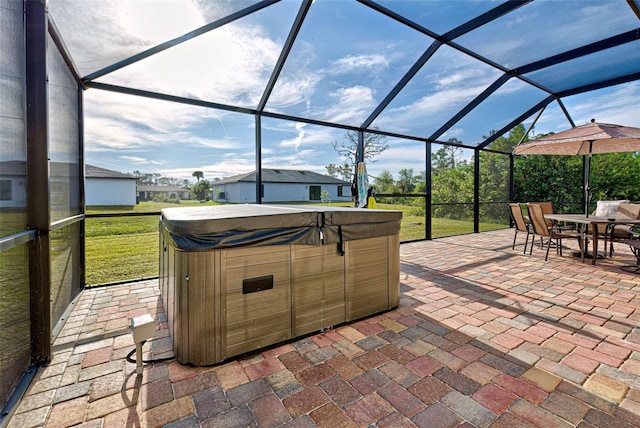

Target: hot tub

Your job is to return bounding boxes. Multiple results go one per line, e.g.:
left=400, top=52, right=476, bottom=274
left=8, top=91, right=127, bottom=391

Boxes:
left=159, top=204, right=401, bottom=365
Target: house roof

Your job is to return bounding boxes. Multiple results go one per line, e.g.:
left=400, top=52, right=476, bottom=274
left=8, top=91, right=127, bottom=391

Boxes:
left=137, top=185, right=189, bottom=192
left=85, top=164, right=135, bottom=180
left=214, top=169, right=350, bottom=186
left=0, top=161, right=26, bottom=176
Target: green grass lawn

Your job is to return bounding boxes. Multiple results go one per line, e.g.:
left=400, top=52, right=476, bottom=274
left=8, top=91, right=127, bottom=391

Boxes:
left=85, top=201, right=508, bottom=285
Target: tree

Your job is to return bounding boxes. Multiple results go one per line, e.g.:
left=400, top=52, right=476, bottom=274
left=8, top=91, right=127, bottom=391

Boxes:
left=431, top=139, right=472, bottom=219
left=432, top=161, right=474, bottom=219
left=158, top=176, right=190, bottom=187
left=325, top=163, right=352, bottom=181
left=590, top=152, right=640, bottom=202
left=373, top=170, right=396, bottom=194
left=414, top=170, right=427, bottom=194
left=432, top=139, right=463, bottom=175
left=396, top=168, right=416, bottom=193
left=192, top=171, right=204, bottom=182
left=132, top=170, right=161, bottom=185
left=330, top=127, right=389, bottom=169
left=190, top=179, right=211, bottom=201
left=479, top=125, right=525, bottom=221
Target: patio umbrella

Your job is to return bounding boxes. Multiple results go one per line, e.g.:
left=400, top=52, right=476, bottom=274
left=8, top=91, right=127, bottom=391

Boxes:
left=513, top=120, right=640, bottom=216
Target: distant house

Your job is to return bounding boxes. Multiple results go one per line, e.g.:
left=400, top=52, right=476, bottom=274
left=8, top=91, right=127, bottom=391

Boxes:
left=2, top=161, right=84, bottom=210
left=0, top=160, right=27, bottom=209
left=137, top=185, right=190, bottom=202
left=211, top=169, right=352, bottom=203
left=85, top=164, right=137, bottom=206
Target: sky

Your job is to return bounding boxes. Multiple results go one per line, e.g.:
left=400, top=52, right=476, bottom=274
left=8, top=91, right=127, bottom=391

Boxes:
left=46, top=0, right=640, bottom=183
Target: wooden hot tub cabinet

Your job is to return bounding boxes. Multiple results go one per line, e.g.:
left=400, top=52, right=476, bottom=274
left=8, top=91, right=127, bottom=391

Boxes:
left=159, top=204, right=401, bottom=365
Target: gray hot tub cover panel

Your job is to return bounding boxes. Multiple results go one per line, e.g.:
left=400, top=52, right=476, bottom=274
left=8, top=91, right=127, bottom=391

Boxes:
left=161, top=204, right=402, bottom=250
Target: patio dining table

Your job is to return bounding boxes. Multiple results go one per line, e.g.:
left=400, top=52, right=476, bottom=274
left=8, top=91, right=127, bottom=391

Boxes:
left=544, top=214, right=640, bottom=265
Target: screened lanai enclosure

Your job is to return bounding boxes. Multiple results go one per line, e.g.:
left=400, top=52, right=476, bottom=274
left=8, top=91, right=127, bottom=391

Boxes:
left=1, top=0, right=640, bottom=415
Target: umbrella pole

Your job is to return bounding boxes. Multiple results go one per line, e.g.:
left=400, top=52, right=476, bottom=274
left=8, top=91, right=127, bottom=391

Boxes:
left=584, top=140, right=593, bottom=217
left=573, top=150, right=594, bottom=259
left=584, top=154, right=591, bottom=217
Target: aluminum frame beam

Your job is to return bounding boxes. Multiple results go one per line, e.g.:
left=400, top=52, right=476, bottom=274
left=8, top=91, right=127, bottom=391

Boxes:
left=477, top=95, right=556, bottom=150
left=258, top=0, right=312, bottom=112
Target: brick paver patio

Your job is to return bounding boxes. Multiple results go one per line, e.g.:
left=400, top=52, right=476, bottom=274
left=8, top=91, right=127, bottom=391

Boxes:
left=7, top=229, right=640, bottom=427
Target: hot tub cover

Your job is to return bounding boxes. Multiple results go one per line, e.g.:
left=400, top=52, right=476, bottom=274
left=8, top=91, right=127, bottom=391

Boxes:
left=161, top=204, right=401, bottom=251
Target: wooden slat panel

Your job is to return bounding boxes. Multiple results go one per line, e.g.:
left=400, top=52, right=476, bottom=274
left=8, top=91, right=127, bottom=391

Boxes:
left=347, top=279, right=387, bottom=301
left=295, top=305, right=345, bottom=325
left=295, top=286, right=344, bottom=310
left=227, top=327, right=292, bottom=357
left=293, top=245, right=344, bottom=277
left=226, top=286, right=290, bottom=320
left=294, top=256, right=344, bottom=277
left=292, top=245, right=346, bottom=337
left=294, top=244, right=341, bottom=258
left=186, top=251, right=218, bottom=365
left=225, top=261, right=290, bottom=283
left=345, top=235, right=387, bottom=252
left=222, top=246, right=292, bottom=359
left=293, top=270, right=343, bottom=294
left=388, top=235, right=400, bottom=308
left=346, top=263, right=387, bottom=286
left=296, top=306, right=345, bottom=330
left=347, top=248, right=388, bottom=269
left=345, top=237, right=389, bottom=321
left=227, top=310, right=291, bottom=333
left=226, top=307, right=291, bottom=356
left=347, top=295, right=390, bottom=320
left=223, top=246, right=290, bottom=268
left=175, top=251, right=189, bottom=363
left=164, top=237, right=175, bottom=349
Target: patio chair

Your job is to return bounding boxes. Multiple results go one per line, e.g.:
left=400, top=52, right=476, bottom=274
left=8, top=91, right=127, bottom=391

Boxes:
left=527, top=203, right=584, bottom=262
left=604, top=203, right=640, bottom=256
left=528, top=201, right=553, bottom=221
left=591, top=200, right=631, bottom=255
left=616, top=226, right=640, bottom=273
left=508, top=203, right=531, bottom=253
left=528, top=201, right=575, bottom=231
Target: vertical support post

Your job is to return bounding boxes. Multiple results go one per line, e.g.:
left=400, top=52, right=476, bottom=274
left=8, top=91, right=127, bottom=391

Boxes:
left=509, top=154, right=515, bottom=203
left=425, top=141, right=432, bottom=240
left=78, top=85, right=86, bottom=287
left=26, top=0, right=52, bottom=364
left=474, top=148, right=480, bottom=233
left=354, top=131, right=365, bottom=207
left=255, top=115, right=262, bottom=204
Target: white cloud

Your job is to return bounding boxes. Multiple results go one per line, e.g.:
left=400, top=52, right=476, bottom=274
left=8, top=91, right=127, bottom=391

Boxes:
left=440, top=127, right=464, bottom=140
left=322, top=86, right=377, bottom=124
left=330, top=54, right=389, bottom=74
left=265, top=73, right=324, bottom=110
left=373, top=82, right=489, bottom=135
left=120, top=156, right=163, bottom=165
left=83, top=89, right=246, bottom=153
left=566, top=82, right=640, bottom=127
left=117, top=0, right=205, bottom=43
left=263, top=148, right=321, bottom=168
left=49, top=0, right=206, bottom=75
left=280, top=126, right=306, bottom=150
left=533, top=82, right=640, bottom=136
left=98, top=22, right=282, bottom=107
